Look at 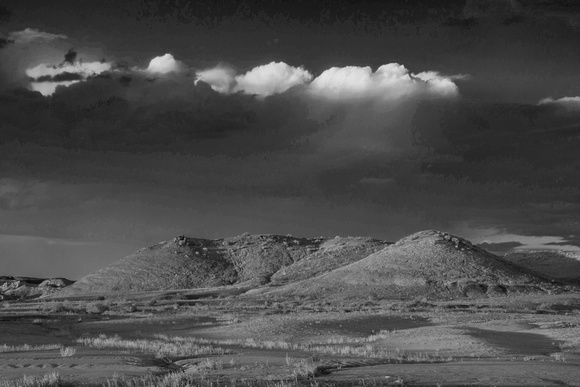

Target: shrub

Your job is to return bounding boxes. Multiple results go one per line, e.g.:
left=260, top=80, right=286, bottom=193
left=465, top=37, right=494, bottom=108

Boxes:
left=59, top=346, right=76, bottom=357
left=0, top=372, right=66, bottom=387
left=85, top=302, right=109, bottom=314
left=77, top=334, right=230, bottom=358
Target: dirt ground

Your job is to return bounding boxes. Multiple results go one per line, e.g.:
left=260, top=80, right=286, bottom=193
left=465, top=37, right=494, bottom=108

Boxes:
left=1, top=293, right=580, bottom=386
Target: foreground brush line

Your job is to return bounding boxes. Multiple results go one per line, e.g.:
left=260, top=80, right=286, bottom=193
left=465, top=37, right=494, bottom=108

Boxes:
left=0, top=372, right=66, bottom=387
left=0, top=344, right=62, bottom=353
left=102, top=373, right=407, bottom=387
left=153, top=334, right=452, bottom=363
left=2, top=294, right=580, bottom=386
left=1, top=371, right=407, bottom=387
left=77, top=334, right=231, bottom=358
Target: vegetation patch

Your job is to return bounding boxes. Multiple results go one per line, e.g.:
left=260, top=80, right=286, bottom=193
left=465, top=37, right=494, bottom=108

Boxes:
left=77, top=334, right=231, bottom=358
left=0, top=344, right=62, bottom=353
left=154, top=334, right=451, bottom=362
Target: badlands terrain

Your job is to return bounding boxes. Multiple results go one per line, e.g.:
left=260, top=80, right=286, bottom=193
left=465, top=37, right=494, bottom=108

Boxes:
left=1, top=230, right=580, bottom=386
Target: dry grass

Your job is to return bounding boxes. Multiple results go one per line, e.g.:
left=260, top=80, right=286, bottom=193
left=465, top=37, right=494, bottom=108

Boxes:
left=0, top=371, right=403, bottom=387
left=185, top=357, right=224, bottom=374
left=59, top=346, right=76, bottom=357
left=285, top=354, right=319, bottom=378
left=154, top=334, right=450, bottom=362
left=0, top=344, right=62, bottom=353
left=103, top=373, right=402, bottom=387
left=0, top=372, right=68, bottom=387
left=76, top=334, right=231, bottom=358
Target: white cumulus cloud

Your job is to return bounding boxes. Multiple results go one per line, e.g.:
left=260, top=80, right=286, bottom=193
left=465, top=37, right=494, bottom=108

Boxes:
left=195, top=65, right=236, bottom=94
left=233, top=62, right=313, bottom=97
left=308, top=63, right=458, bottom=100
left=538, top=96, right=580, bottom=112
left=145, top=53, right=184, bottom=74
left=412, top=71, right=459, bottom=96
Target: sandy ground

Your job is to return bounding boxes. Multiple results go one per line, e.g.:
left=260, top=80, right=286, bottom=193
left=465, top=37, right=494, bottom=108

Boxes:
left=2, top=297, right=580, bottom=386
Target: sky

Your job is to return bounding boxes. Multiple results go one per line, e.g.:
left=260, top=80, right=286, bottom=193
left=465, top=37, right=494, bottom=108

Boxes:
left=1, top=0, right=580, bottom=279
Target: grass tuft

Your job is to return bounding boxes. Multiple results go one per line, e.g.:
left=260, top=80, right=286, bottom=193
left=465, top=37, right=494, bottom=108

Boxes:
left=0, top=344, right=62, bottom=353
left=0, top=372, right=68, bottom=387
left=77, top=334, right=230, bottom=358
left=59, top=346, right=76, bottom=357
left=154, top=334, right=450, bottom=362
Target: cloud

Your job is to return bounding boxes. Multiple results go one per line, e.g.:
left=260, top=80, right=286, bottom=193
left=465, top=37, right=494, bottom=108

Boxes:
left=476, top=241, right=523, bottom=255
left=7, top=28, right=67, bottom=45
left=233, top=62, right=313, bottom=97
left=29, top=81, right=79, bottom=96
left=0, top=178, right=49, bottom=210
left=538, top=96, right=580, bottom=112
left=0, top=28, right=74, bottom=90
left=0, top=234, right=139, bottom=279
left=145, top=53, right=185, bottom=74
left=412, top=71, right=461, bottom=96
left=2, top=76, right=580, bottom=263
left=195, top=65, right=236, bottom=94
left=26, top=61, right=111, bottom=79
left=194, top=61, right=457, bottom=103
left=35, top=72, right=84, bottom=82
left=26, top=60, right=112, bottom=96
left=308, top=63, right=458, bottom=100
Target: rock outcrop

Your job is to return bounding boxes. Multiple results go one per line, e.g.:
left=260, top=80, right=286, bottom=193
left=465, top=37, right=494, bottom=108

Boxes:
left=0, top=277, right=74, bottom=300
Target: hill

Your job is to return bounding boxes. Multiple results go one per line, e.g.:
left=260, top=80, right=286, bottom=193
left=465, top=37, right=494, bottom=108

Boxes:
left=57, top=234, right=387, bottom=296
left=503, top=250, right=580, bottom=284
left=265, top=230, right=560, bottom=300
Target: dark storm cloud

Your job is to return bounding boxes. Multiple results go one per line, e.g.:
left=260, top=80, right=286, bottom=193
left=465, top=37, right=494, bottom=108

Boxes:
left=0, top=4, right=12, bottom=49
left=125, top=0, right=455, bottom=29
left=447, top=0, right=580, bottom=27
left=2, top=67, right=579, bottom=249
left=0, top=178, right=48, bottom=210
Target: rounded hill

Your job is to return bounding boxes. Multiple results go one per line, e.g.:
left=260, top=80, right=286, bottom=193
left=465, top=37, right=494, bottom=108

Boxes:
left=58, top=234, right=387, bottom=296
left=268, top=230, right=560, bottom=300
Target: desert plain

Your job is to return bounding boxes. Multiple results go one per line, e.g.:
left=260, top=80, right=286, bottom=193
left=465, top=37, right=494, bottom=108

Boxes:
left=2, top=230, right=580, bottom=387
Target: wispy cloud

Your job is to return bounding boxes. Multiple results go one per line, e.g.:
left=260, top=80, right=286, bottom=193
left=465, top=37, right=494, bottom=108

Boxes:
left=539, top=96, right=580, bottom=112
left=8, top=28, right=67, bottom=45
left=27, top=60, right=111, bottom=96
left=195, top=64, right=236, bottom=94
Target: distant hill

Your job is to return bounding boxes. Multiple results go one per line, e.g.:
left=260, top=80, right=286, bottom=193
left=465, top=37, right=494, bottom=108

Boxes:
left=57, top=234, right=387, bottom=296
left=265, top=230, right=560, bottom=300
left=503, top=250, right=580, bottom=284
left=50, top=230, right=573, bottom=300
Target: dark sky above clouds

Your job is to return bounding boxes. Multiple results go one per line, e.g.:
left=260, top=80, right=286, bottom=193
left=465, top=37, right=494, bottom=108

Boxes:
left=1, top=0, right=580, bottom=278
